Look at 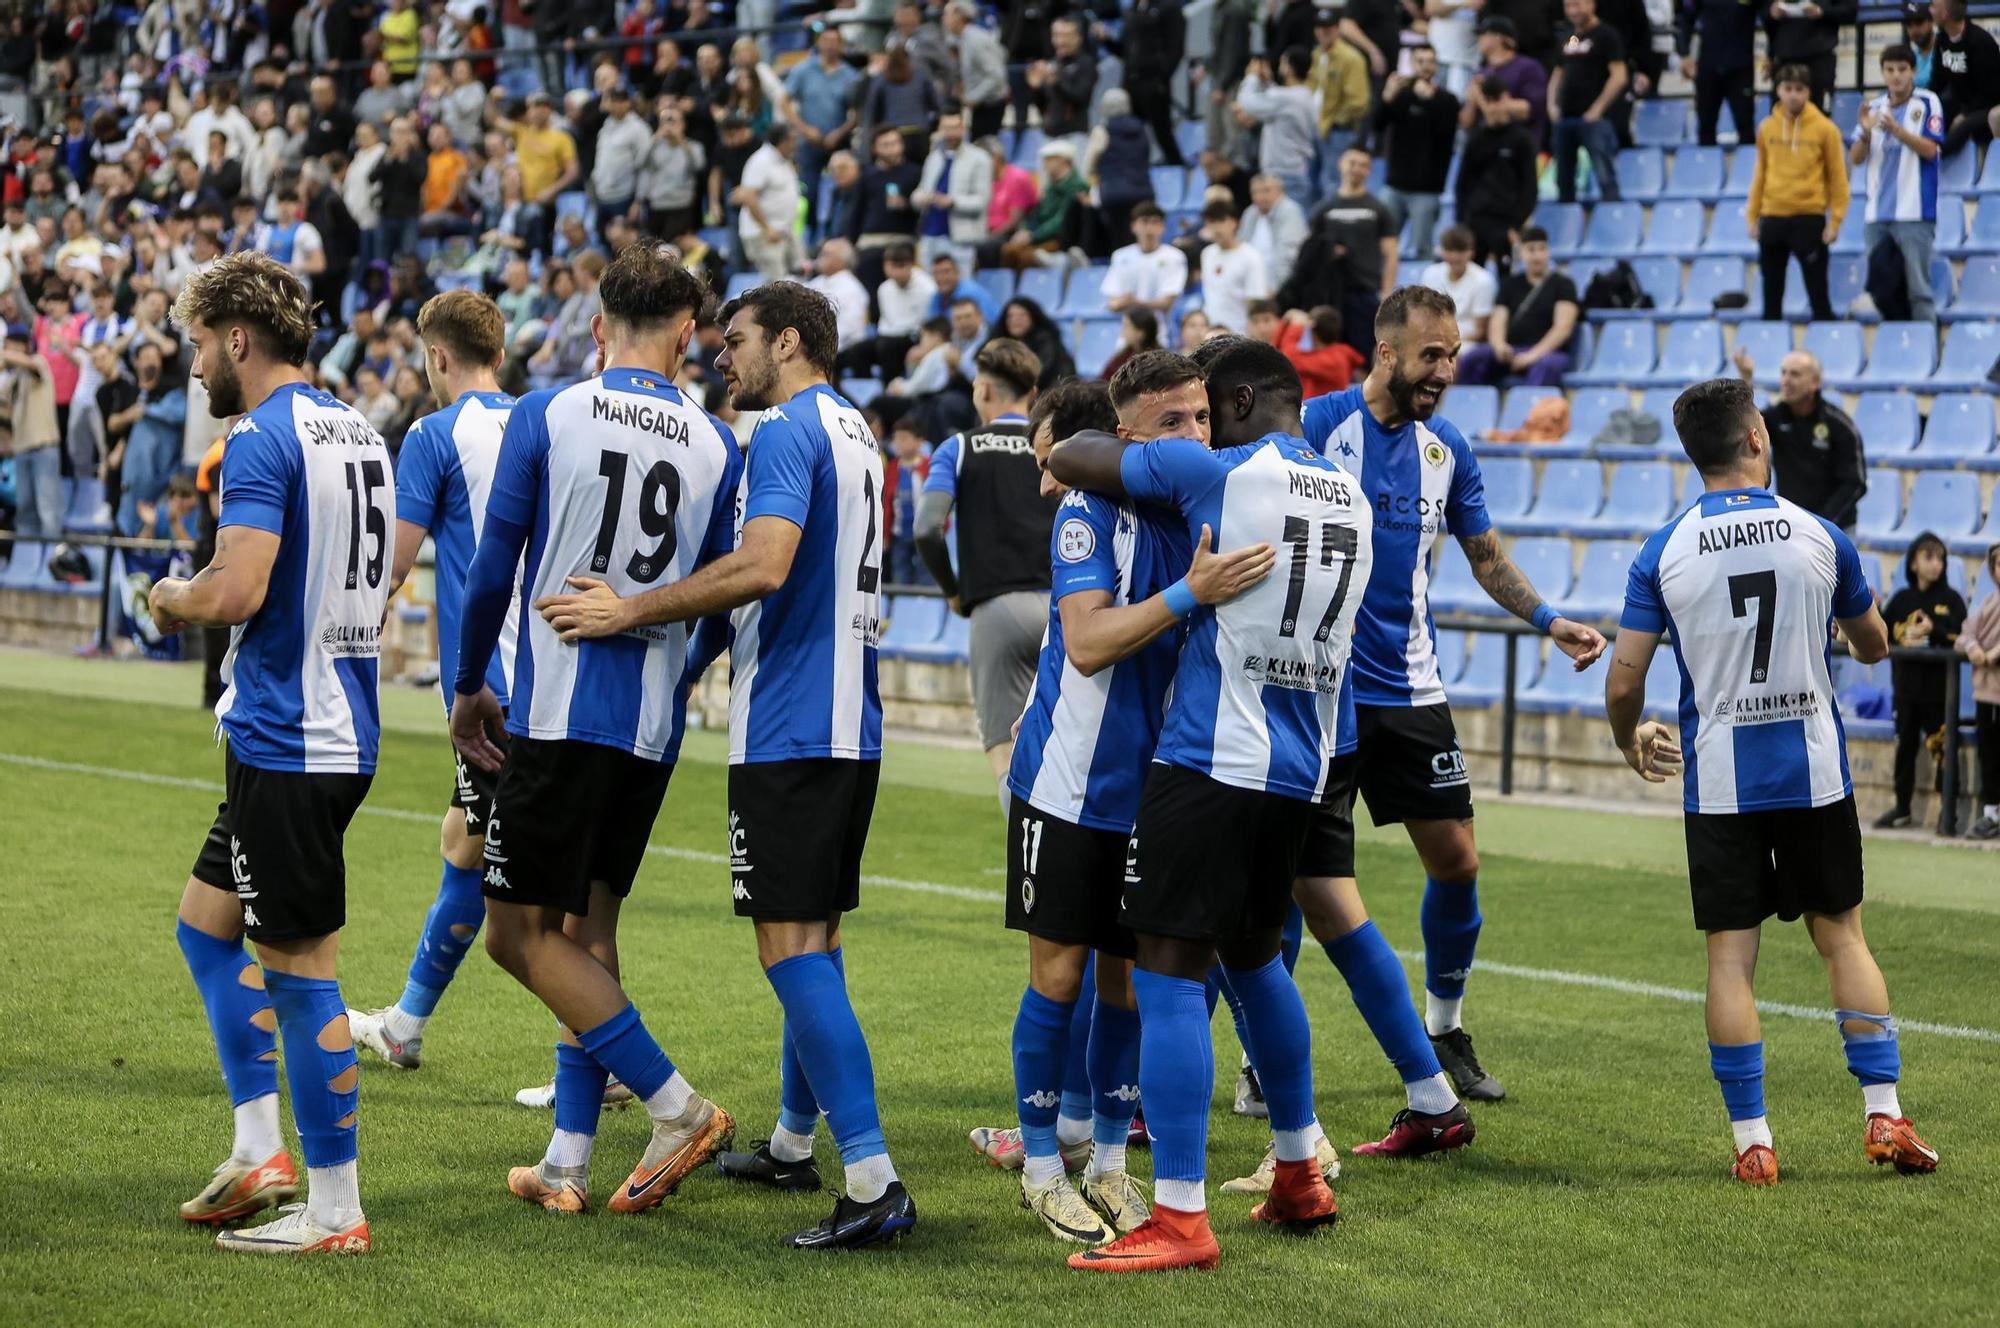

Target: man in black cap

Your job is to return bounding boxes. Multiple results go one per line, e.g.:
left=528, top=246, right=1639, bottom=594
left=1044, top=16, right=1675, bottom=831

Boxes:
left=1460, top=16, right=1549, bottom=148
left=1677, top=0, right=1759, bottom=143
left=1928, top=0, right=2000, bottom=155
left=1904, top=0, right=1940, bottom=86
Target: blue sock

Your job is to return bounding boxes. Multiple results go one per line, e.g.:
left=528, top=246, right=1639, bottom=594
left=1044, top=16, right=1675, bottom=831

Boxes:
left=575, top=1003, right=674, bottom=1103
left=176, top=920, right=278, bottom=1106
left=1421, top=877, right=1481, bottom=999
left=1131, top=968, right=1213, bottom=1185
left=1325, top=921, right=1445, bottom=1084
left=399, top=860, right=486, bottom=1017
left=1059, top=953, right=1095, bottom=1125
left=777, top=946, right=844, bottom=1136
left=265, top=971, right=358, bottom=1168
left=1220, top=955, right=1316, bottom=1134
left=1012, top=987, right=1073, bottom=1162
left=1836, top=1009, right=1901, bottom=1085
left=1088, top=998, right=1143, bottom=1146
left=1709, top=1041, right=1767, bottom=1120
left=1210, top=963, right=1254, bottom=1069
left=768, top=952, right=885, bottom=1165
left=554, top=1040, right=609, bottom=1139
left=1281, top=903, right=1304, bottom=975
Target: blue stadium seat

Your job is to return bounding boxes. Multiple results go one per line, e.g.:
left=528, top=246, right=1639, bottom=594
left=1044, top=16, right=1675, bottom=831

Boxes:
left=1960, top=492, right=2000, bottom=555
left=723, top=271, right=760, bottom=302
left=1722, top=148, right=1757, bottom=197
left=64, top=476, right=108, bottom=533
left=1831, top=206, right=1867, bottom=255
left=1857, top=321, right=1938, bottom=386
left=1451, top=634, right=1544, bottom=705
left=1479, top=456, right=1535, bottom=523
left=897, top=605, right=971, bottom=662
left=1513, top=460, right=1606, bottom=533
left=1511, top=536, right=1577, bottom=599
left=1851, top=392, right=1922, bottom=457
left=841, top=378, right=882, bottom=407
left=975, top=268, right=1017, bottom=305
left=1057, top=265, right=1109, bottom=317
left=1493, top=386, right=1561, bottom=435
left=1955, top=198, right=2000, bottom=256
left=1149, top=166, right=1185, bottom=210
left=1175, top=119, right=1205, bottom=161
left=1565, top=387, right=1630, bottom=444
left=1940, top=146, right=1978, bottom=195
left=1832, top=90, right=1863, bottom=126
left=1679, top=467, right=1706, bottom=512
left=1803, top=320, right=1863, bottom=382
left=1434, top=628, right=1471, bottom=687
left=1558, top=540, right=1643, bottom=620
left=1893, top=471, right=1982, bottom=539
left=1016, top=267, right=1064, bottom=311
left=1979, top=149, right=2000, bottom=194
left=1783, top=254, right=1862, bottom=319
left=1567, top=320, right=1655, bottom=386
left=1701, top=199, right=1756, bottom=256
left=0, top=542, right=46, bottom=588
left=1580, top=461, right=1676, bottom=535
left=1073, top=319, right=1123, bottom=378
left=1531, top=202, right=1585, bottom=256
left=1931, top=320, right=2000, bottom=389
left=1682, top=257, right=1745, bottom=314
left=1916, top=392, right=1998, bottom=463
left=1519, top=647, right=1609, bottom=714
left=1935, top=200, right=1968, bottom=252
left=1579, top=201, right=1645, bottom=255
left=1011, top=127, right=1046, bottom=166
left=1731, top=321, right=1791, bottom=384
left=877, top=595, right=946, bottom=654
left=1616, top=148, right=1665, bottom=200
left=1667, top=146, right=1726, bottom=198
left=1633, top=99, right=1689, bottom=146
left=1952, top=255, right=2000, bottom=315
left=1629, top=254, right=1683, bottom=312
left=1427, top=538, right=1489, bottom=613
left=554, top=191, right=589, bottom=222
left=1853, top=468, right=1903, bottom=544
left=1647, top=200, right=1706, bottom=253
left=1643, top=647, right=1681, bottom=715
left=1446, top=384, right=1500, bottom=438
left=1648, top=319, right=1723, bottom=383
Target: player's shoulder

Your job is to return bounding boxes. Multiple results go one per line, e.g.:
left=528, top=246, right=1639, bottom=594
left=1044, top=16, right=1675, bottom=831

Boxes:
left=1416, top=411, right=1475, bottom=461
left=1775, top=493, right=1851, bottom=550
left=1056, top=485, right=1120, bottom=527
left=1301, top=384, right=1366, bottom=437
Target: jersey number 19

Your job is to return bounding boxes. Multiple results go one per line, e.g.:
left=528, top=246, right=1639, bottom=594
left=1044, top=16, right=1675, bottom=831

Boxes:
left=590, top=448, right=681, bottom=584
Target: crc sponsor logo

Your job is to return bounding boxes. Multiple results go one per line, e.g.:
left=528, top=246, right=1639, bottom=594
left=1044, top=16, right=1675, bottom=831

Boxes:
left=1429, top=748, right=1469, bottom=789
left=729, top=810, right=750, bottom=870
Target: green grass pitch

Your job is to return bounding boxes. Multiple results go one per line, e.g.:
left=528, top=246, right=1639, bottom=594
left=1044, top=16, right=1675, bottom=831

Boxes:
left=3, top=649, right=1998, bottom=1326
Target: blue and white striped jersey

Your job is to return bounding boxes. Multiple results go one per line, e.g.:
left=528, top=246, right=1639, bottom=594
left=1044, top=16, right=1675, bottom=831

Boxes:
left=1855, top=89, right=1945, bottom=224
left=395, top=389, right=517, bottom=711
left=1008, top=490, right=1190, bottom=832
left=484, top=368, right=742, bottom=761
left=214, top=382, right=394, bottom=775
left=728, top=383, right=885, bottom=764
left=1121, top=431, right=1372, bottom=801
left=1301, top=387, right=1489, bottom=707
left=1622, top=489, right=1874, bottom=815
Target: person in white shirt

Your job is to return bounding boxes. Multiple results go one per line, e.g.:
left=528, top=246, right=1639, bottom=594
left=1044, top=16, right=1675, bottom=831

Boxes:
left=1418, top=225, right=1498, bottom=344
left=838, top=240, right=940, bottom=382
left=1102, top=202, right=1189, bottom=316
left=343, top=122, right=387, bottom=261
left=809, top=237, right=874, bottom=350
left=912, top=108, right=993, bottom=270
left=1197, top=199, right=1271, bottom=335
left=1849, top=45, right=1946, bottom=324
left=733, top=124, right=804, bottom=279
left=180, top=82, right=256, bottom=171
left=1239, top=173, right=1310, bottom=291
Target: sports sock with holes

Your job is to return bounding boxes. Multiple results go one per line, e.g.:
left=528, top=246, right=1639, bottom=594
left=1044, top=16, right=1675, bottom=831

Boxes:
left=176, top=920, right=281, bottom=1159
left=1710, top=1040, right=1771, bottom=1151
left=1012, top=985, right=1073, bottom=1187
left=1837, top=1009, right=1903, bottom=1118
left=774, top=946, right=844, bottom=1151
left=264, top=970, right=362, bottom=1226
left=575, top=1003, right=683, bottom=1120
left=548, top=1040, right=606, bottom=1169
left=1325, top=920, right=1458, bottom=1113
left=1087, top=996, right=1141, bottom=1177
left=1132, top=968, right=1212, bottom=1212
left=394, top=860, right=485, bottom=1032
left=1056, top=952, right=1095, bottom=1142
left=767, top=952, right=893, bottom=1199
left=1421, top=877, right=1481, bottom=1035
left=1221, top=954, right=1319, bottom=1160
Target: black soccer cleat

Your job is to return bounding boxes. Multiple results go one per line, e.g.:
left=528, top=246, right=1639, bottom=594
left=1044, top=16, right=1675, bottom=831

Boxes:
left=716, top=1142, right=823, bottom=1192
left=787, top=1182, right=917, bottom=1250
left=1431, top=1027, right=1506, bottom=1102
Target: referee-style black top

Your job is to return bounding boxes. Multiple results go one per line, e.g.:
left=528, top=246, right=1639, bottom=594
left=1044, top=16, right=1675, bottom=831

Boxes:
left=948, top=417, right=1058, bottom=609
left=1761, top=395, right=1866, bottom=532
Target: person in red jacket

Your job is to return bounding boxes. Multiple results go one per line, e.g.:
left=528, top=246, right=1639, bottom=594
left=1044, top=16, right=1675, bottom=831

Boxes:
left=1275, top=304, right=1366, bottom=395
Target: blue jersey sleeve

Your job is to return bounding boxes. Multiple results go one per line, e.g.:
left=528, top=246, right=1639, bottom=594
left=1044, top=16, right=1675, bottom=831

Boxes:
left=392, top=414, right=448, bottom=533
left=703, top=430, right=745, bottom=565
left=925, top=433, right=962, bottom=502
left=1118, top=435, right=1224, bottom=511
left=742, top=412, right=818, bottom=528
left=1299, top=393, right=1341, bottom=452
left=215, top=418, right=297, bottom=535
left=1050, top=494, right=1122, bottom=600
left=456, top=396, right=549, bottom=697
left=1440, top=422, right=1492, bottom=539
left=485, top=390, right=553, bottom=530
left=1620, top=528, right=1670, bottom=633
left=1823, top=519, right=1875, bottom=619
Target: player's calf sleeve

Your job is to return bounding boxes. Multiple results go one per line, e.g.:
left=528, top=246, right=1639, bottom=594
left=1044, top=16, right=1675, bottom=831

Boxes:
left=768, top=952, right=885, bottom=1165
left=1012, top=986, right=1074, bottom=1164
left=1209, top=963, right=1254, bottom=1068
left=575, top=1003, right=675, bottom=1104
left=400, top=860, right=485, bottom=1017
left=1058, top=952, right=1095, bottom=1131
left=1220, top=955, right=1317, bottom=1148
left=177, top=920, right=279, bottom=1107
left=1836, top=1010, right=1901, bottom=1086
left=555, top=1040, right=609, bottom=1140
left=1087, top=998, right=1142, bottom=1144
left=1325, top=920, right=1447, bottom=1085
left=1281, top=903, right=1304, bottom=976
left=777, top=946, right=844, bottom=1137
left=1709, top=1041, right=1767, bottom=1121
left=265, top=971, right=359, bottom=1168
left=1421, top=876, right=1481, bottom=1000
left=1131, top=969, right=1213, bottom=1195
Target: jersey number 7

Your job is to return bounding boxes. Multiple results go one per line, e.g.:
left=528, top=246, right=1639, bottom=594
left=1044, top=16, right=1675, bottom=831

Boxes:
left=1728, top=569, right=1776, bottom=684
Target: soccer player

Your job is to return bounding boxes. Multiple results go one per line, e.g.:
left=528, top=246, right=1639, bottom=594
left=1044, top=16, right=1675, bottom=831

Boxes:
left=150, top=251, right=392, bottom=1254
left=451, top=244, right=742, bottom=1217
left=1047, top=336, right=1369, bottom=1273
left=1606, top=376, right=1939, bottom=1186
left=535, top=281, right=914, bottom=1249
left=1299, top=285, right=1606, bottom=1103
left=347, top=290, right=518, bottom=1071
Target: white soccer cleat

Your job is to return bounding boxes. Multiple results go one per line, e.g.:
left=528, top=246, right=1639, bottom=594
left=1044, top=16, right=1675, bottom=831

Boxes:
left=348, top=1006, right=422, bottom=1070
left=1218, top=1137, right=1342, bottom=1194
left=1078, top=1169, right=1152, bottom=1235
left=1021, top=1173, right=1111, bottom=1244
left=179, top=1150, right=299, bottom=1225
left=214, top=1203, right=371, bottom=1255
left=514, top=1077, right=636, bottom=1109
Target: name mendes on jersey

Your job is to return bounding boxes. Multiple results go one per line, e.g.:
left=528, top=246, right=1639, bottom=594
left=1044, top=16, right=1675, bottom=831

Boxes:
left=304, top=417, right=385, bottom=449
left=592, top=394, right=695, bottom=443
left=1287, top=469, right=1353, bottom=505
left=1697, top=517, right=1793, bottom=555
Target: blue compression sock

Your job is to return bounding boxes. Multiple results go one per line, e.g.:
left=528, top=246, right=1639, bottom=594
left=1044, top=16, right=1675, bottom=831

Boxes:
left=768, top=952, right=885, bottom=1165
left=1325, top=920, right=1445, bottom=1084
left=1088, top=998, right=1143, bottom=1146
left=1013, top=987, right=1074, bottom=1163
left=265, top=971, right=358, bottom=1168
left=554, top=1040, right=609, bottom=1139
left=399, top=860, right=486, bottom=1017
left=1131, top=969, right=1213, bottom=1185
left=176, top=920, right=278, bottom=1106
left=1836, top=1009, right=1901, bottom=1085
left=1210, top=964, right=1254, bottom=1068
left=1220, top=955, right=1317, bottom=1134
left=575, top=1003, right=675, bottom=1103
left=1709, top=1041, right=1767, bottom=1121
left=1281, top=903, right=1304, bottom=975
left=777, top=946, right=843, bottom=1136
left=1421, top=877, right=1481, bottom=999
left=1059, top=953, right=1095, bottom=1125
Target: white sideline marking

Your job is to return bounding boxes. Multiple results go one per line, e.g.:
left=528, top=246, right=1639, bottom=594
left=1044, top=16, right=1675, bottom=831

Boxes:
left=9, top=749, right=2000, bottom=1043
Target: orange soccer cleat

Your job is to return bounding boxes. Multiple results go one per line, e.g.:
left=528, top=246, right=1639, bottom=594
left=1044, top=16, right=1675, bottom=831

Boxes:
left=508, top=1161, right=590, bottom=1214
left=1731, top=1143, right=1779, bottom=1186
left=607, top=1098, right=734, bottom=1214
left=1249, top=1158, right=1339, bottom=1230
left=179, top=1150, right=300, bottom=1226
left=1865, top=1114, right=1939, bottom=1174
left=1066, top=1204, right=1220, bottom=1274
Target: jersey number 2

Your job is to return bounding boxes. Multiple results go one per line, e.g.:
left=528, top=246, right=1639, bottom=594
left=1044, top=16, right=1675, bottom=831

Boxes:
left=1278, top=516, right=1359, bottom=642
left=1728, top=570, right=1776, bottom=683
left=591, top=449, right=682, bottom=584
left=343, top=459, right=387, bottom=590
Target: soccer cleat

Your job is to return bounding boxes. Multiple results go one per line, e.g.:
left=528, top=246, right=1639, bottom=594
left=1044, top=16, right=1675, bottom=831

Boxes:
left=1872, top=806, right=1914, bottom=830
left=347, top=1006, right=422, bottom=1069
left=514, top=1077, right=636, bottom=1109
left=716, top=1141, right=823, bottom=1192
left=1731, top=1143, right=1779, bottom=1186
left=1067, top=1205, right=1220, bottom=1273
left=1250, top=1158, right=1339, bottom=1230
left=967, top=1125, right=1089, bottom=1174
left=507, top=1161, right=589, bottom=1214
left=1430, top=1026, right=1506, bottom=1101
left=1232, top=1057, right=1269, bottom=1119
left=1078, top=1169, right=1152, bottom=1235
left=1127, top=1108, right=1149, bottom=1148
left=180, top=1150, right=300, bottom=1226
left=1864, top=1114, right=1939, bottom=1174
left=607, top=1099, right=734, bottom=1214
left=214, top=1203, right=370, bottom=1255
left=1218, top=1136, right=1342, bottom=1194
left=1021, top=1174, right=1111, bottom=1244
left=787, top=1181, right=917, bottom=1249
left=1351, top=1102, right=1476, bottom=1158
left=1967, top=814, right=2000, bottom=841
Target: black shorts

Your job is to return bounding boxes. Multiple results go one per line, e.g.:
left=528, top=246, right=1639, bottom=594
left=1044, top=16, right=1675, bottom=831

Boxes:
left=481, top=736, right=674, bottom=915
left=1352, top=702, right=1475, bottom=826
left=1683, top=796, right=1865, bottom=932
left=190, top=749, right=372, bottom=943
left=728, top=758, right=880, bottom=920
left=451, top=742, right=501, bottom=838
left=1004, top=798, right=1137, bottom=958
left=1297, top=754, right=1360, bottom=879
left=1124, top=764, right=1317, bottom=945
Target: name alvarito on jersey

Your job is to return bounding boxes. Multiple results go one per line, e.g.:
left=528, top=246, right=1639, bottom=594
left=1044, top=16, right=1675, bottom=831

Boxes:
left=1698, top=517, right=1793, bottom=555
left=592, top=394, right=694, bottom=443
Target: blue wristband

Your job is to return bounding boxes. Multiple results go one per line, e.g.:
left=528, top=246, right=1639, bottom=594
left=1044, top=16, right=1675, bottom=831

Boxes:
left=1531, top=603, right=1560, bottom=634
left=1162, top=577, right=1199, bottom=618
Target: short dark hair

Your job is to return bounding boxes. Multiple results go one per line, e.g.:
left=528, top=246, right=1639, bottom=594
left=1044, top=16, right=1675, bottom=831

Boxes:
left=1193, top=334, right=1302, bottom=409
left=1517, top=224, right=1549, bottom=246
left=1280, top=45, right=1313, bottom=82
left=1438, top=223, right=1475, bottom=253
left=720, top=280, right=840, bottom=378
left=1108, top=348, right=1203, bottom=414
left=1130, top=201, right=1166, bottom=223
left=974, top=336, right=1042, bottom=399
left=1671, top=377, right=1761, bottom=475
left=597, top=241, right=707, bottom=331
left=1374, top=284, right=1457, bottom=340
left=1200, top=198, right=1237, bottom=224
left=1029, top=378, right=1118, bottom=442
left=1773, top=62, right=1812, bottom=88
left=919, top=315, right=951, bottom=339
left=890, top=414, right=927, bottom=436
left=1881, top=42, right=1917, bottom=66
left=1309, top=304, right=1343, bottom=345
left=1245, top=298, right=1278, bottom=321
left=884, top=240, right=916, bottom=265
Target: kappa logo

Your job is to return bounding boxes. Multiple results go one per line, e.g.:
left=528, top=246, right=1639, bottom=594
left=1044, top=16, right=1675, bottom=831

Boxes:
left=732, top=879, right=752, bottom=901
left=1436, top=964, right=1473, bottom=984
left=1104, top=1084, right=1142, bottom=1103
left=241, top=905, right=261, bottom=927
left=484, top=864, right=510, bottom=890
left=1021, top=1089, right=1061, bottom=1109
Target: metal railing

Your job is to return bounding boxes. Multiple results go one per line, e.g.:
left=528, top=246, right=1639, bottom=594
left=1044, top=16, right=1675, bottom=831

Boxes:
left=0, top=530, right=197, bottom=654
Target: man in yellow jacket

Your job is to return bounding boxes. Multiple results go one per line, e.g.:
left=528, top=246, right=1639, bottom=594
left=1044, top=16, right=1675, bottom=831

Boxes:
left=1312, top=8, right=1372, bottom=196
left=1747, top=62, right=1851, bottom=321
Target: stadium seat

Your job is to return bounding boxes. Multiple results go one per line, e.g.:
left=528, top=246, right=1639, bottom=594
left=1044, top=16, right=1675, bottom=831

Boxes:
left=1940, top=146, right=1978, bottom=195
left=1831, top=89, right=1863, bottom=127
left=1701, top=199, right=1756, bottom=256
left=1446, top=384, right=1500, bottom=438
left=1647, top=319, right=1723, bottom=383
left=1915, top=393, right=1998, bottom=463
left=1175, top=119, right=1205, bottom=161
left=1057, top=265, right=1109, bottom=317
left=976, top=268, right=1017, bottom=305
left=1955, top=197, right=2000, bottom=257
left=1427, top=538, right=1489, bottom=612
left=878, top=595, right=946, bottom=655
left=1531, top=202, right=1585, bottom=256
left=1493, top=386, right=1562, bottom=435
left=1782, top=255, right=1863, bottom=320
left=1633, top=99, right=1688, bottom=146
left=0, top=542, right=46, bottom=589
left=1520, top=648, right=1613, bottom=715
left=1647, top=200, right=1706, bottom=253
left=63, top=477, right=108, bottom=533
left=896, top=604, right=971, bottom=662
left=1721, top=148, right=1757, bottom=197
left=1952, top=255, right=2000, bottom=315
left=1681, top=257, right=1745, bottom=315
left=1565, top=387, right=1630, bottom=444
left=1511, top=536, right=1576, bottom=601
left=841, top=378, right=882, bottom=407
left=1853, top=467, right=1904, bottom=543
left=1893, top=471, right=1982, bottom=540
left=1016, top=267, right=1064, bottom=311
left=1616, top=148, right=1665, bottom=200
left=1150, top=166, right=1185, bottom=210
left=1558, top=539, right=1643, bottom=620
left=1579, top=461, right=1676, bottom=535
left=1643, top=647, right=1681, bottom=714
left=1580, top=201, right=1644, bottom=255
left=1857, top=322, right=1937, bottom=387
left=1851, top=392, right=1922, bottom=457
left=1730, top=321, right=1791, bottom=384
left=1478, top=456, right=1535, bottom=523
left=1513, top=460, right=1605, bottom=533
left=1666, top=145, right=1726, bottom=198
left=1567, top=320, right=1655, bottom=386
left=1073, top=319, right=1123, bottom=379
left=1803, top=320, right=1863, bottom=383
left=1930, top=321, right=2000, bottom=389
left=1679, top=466, right=1705, bottom=511
left=1010, top=127, right=1046, bottom=166
left=1434, top=628, right=1471, bottom=687
left=1623, top=254, right=1683, bottom=313
left=1451, top=633, right=1544, bottom=705
left=1979, top=148, right=2000, bottom=194
left=723, top=271, right=760, bottom=302
left=1959, top=492, right=2000, bottom=554
left=1831, top=206, right=1867, bottom=255
left=554, top=191, right=589, bottom=222
left=1935, top=200, right=1968, bottom=253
